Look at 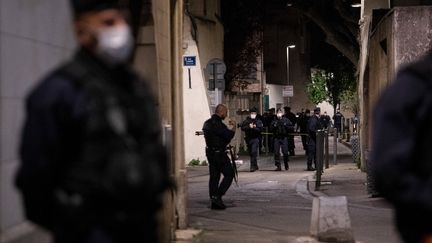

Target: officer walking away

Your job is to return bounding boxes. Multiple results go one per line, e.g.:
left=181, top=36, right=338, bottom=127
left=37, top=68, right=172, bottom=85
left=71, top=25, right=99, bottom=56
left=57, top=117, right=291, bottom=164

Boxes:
left=284, top=106, right=297, bottom=156
left=320, top=111, right=331, bottom=129
left=333, top=109, right=344, bottom=138
left=270, top=109, right=293, bottom=171
left=306, top=108, right=322, bottom=171
left=15, top=1, right=171, bottom=242
left=241, top=107, right=264, bottom=172
left=298, top=109, right=311, bottom=155
left=203, top=104, right=236, bottom=210
left=372, top=52, right=432, bottom=243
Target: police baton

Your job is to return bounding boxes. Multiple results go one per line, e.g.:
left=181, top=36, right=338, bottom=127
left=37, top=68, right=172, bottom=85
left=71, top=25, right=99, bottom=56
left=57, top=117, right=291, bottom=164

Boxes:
left=227, top=145, right=239, bottom=186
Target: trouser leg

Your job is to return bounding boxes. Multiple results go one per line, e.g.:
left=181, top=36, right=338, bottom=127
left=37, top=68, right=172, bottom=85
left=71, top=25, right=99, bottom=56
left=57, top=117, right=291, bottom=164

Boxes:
left=274, top=139, right=281, bottom=167
left=282, top=138, right=289, bottom=169
left=249, top=138, right=259, bottom=169
left=307, top=139, right=316, bottom=168
left=218, top=155, right=234, bottom=196
left=207, top=155, right=222, bottom=198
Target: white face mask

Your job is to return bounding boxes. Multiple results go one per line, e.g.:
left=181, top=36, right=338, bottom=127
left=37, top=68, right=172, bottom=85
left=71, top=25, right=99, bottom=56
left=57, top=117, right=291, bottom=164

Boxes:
left=96, top=24, right=133, bottom=65
left=277, top=113, right=283, bottom=118
left=250, top=114, right=257, bottom=119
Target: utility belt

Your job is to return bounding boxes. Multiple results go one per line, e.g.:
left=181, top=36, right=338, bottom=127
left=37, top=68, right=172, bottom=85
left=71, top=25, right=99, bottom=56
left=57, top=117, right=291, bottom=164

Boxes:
left=206, top=147, right=227, bottom=153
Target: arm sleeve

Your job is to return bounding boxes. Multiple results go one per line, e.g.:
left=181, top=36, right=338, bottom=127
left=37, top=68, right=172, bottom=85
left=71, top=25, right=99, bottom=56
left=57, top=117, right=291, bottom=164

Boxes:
left=372, top=71, right=432, bottom=209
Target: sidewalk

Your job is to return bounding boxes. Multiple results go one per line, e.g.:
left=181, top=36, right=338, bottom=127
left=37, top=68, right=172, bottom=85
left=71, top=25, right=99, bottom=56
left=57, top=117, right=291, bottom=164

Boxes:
left=307, top=154, right=392, bottom=209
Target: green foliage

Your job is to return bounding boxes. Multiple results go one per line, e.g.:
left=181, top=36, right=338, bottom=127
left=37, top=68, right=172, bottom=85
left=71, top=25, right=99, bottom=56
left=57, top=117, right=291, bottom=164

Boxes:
left=307, top=63, right=357, bottom=110
left=306, top=70, right=328, bottom=105
left=188, top=158, right=209, bottom=166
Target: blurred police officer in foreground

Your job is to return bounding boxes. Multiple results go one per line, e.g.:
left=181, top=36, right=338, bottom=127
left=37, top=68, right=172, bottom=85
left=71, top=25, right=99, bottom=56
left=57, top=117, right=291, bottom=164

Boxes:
left=203, top=104, right=236, bottom=210
left=270, top=109, right=293, bottom=171
left=15, top=1, right=170, bottom=242
left=372, top=52, right=432, bottom=243
left=241, top=107, right=264, bottom=172
left=306, top=108, right=322, bottom=171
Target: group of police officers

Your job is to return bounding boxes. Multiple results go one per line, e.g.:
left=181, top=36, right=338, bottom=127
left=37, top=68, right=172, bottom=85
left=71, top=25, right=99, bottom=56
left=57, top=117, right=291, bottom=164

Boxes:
left=203, top=104, right=327, bottom=210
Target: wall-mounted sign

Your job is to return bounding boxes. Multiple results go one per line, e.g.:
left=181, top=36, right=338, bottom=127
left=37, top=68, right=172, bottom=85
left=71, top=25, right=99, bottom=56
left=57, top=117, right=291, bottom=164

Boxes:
left=283, top=85, right=294, bottom=97
left=183, top=56, right=196, bottom=66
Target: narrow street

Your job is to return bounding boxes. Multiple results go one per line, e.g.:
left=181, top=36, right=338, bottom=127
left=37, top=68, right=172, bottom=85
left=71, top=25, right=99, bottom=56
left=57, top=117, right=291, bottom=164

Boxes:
left=186, top=138, right=402, bottom=243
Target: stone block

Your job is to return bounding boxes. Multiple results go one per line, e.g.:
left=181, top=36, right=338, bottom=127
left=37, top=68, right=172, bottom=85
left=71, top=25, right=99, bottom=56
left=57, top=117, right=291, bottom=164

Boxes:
left=310, top=196, right=354, bottom=242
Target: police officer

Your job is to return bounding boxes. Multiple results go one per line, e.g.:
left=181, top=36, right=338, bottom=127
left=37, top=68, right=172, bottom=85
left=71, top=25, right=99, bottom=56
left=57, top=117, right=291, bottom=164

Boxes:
left=241, top=107, right=264, bottom=172
left=298, top=109, right=311, bottom=155
left=284, top=106, right=297, bottom=156
left=203, top=104, right=236, bottom=210
left=306, top=108, right=322, bottom=171
left=15, top=1, right=170, bottom=242
left=270, top=109, right=293, bottom=171
left=333, top=109, right=344, bottom=137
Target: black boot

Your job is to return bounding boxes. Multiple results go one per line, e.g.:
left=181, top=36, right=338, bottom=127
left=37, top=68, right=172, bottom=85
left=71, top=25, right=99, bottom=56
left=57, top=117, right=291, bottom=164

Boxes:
left=284, top=158, right=289, bottom=170
left=211, top=196, right=226, bottom=210
left=275, top=165, right=282, bottom=171
left=307, top=165, right=316, bottom=171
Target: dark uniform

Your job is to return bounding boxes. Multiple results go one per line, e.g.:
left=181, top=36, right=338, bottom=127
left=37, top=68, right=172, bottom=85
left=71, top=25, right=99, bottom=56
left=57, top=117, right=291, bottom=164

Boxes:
left=372, top=52, right=432, bottom=243
left=320, top=113, right=331, bottom=129
left=15, top=49, right=170, bottom=243
left=298, top=109, right=311, bottom=154
left=307, top=109, right=322, bottom=171
left=203, top=114, right=235, bottom=208
left=270, top=116, right=293, bottom=170
left=284, top=107, right=297, bottom=156
left=333, top=111, right=344, bottom=137
left=241, top=116, right=264, bottom=171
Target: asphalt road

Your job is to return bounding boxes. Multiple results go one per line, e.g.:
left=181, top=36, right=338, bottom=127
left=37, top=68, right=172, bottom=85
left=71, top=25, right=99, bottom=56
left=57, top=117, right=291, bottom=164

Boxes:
left=186, top=138, right=402, bottom=243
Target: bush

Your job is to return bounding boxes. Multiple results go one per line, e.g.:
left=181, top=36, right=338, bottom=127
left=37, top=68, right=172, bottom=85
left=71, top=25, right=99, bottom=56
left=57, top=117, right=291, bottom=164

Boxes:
left=188, top=158, right=209, bottom=166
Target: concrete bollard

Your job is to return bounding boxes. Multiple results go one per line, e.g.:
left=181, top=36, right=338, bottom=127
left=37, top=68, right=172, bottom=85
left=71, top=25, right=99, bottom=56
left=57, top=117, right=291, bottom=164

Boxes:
left=310, top=196, right=354, bottom=242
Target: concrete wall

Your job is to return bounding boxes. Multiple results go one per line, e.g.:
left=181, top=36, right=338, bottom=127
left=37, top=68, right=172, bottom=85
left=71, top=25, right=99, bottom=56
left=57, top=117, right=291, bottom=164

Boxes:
left=0, top=0, right=75, bottom=241
left=182, top=16, right=211, bottom=163
left=182, top=0, right=224, bottom=163
left=366, top=6, right=432, bottom=154
left=358, top=0, right=390, bottom=169
left=266, top=84, right=284, bottom=110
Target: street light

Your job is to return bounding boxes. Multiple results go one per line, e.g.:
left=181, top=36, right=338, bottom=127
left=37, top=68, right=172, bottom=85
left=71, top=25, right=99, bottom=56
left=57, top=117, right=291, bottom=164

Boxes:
left=286, top=45, right=295, bottom=106
left=286, top=45, right=296, bottom=85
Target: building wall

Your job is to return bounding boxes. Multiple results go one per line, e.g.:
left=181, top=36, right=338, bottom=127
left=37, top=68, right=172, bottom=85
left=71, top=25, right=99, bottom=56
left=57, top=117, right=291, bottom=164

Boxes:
left=0, top=0, right=74, bottom=241
left=366, top=6, right=432, bottom=155
left=182, top=0, right=224, bottom=163
left=358, top=0, right=390, bottom=169
left=263, top=11, right=310, bottom=112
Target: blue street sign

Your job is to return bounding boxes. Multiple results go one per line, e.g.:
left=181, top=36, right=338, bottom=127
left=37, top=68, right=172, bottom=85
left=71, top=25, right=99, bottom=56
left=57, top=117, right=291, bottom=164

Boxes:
left=183, top=56, right=196, bottom=66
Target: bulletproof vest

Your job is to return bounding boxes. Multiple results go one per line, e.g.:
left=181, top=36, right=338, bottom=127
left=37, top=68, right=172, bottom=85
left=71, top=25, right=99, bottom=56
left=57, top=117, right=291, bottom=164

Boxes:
left=274, top=119, right=288, bottom=137
left=57, top=54, right=169, bottom=206
left=244, top=118, right=261, bottom=139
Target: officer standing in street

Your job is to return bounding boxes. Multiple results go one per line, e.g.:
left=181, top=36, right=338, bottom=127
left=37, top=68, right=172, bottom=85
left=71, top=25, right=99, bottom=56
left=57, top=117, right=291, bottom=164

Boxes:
left=333, top=109, right=344, bottom=138
left=284, top=106, right=297, bottom=156
left=203, top=104, right=236, bottom=210
left=15, top=1, right=170, bottom=242
left=241, top=107, right=264, bottom=172
left=298, top=109, right=311, bottom=155
left=306, top=108, right=322, bottom=171
left=270, top=109, right=293, bottom=171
